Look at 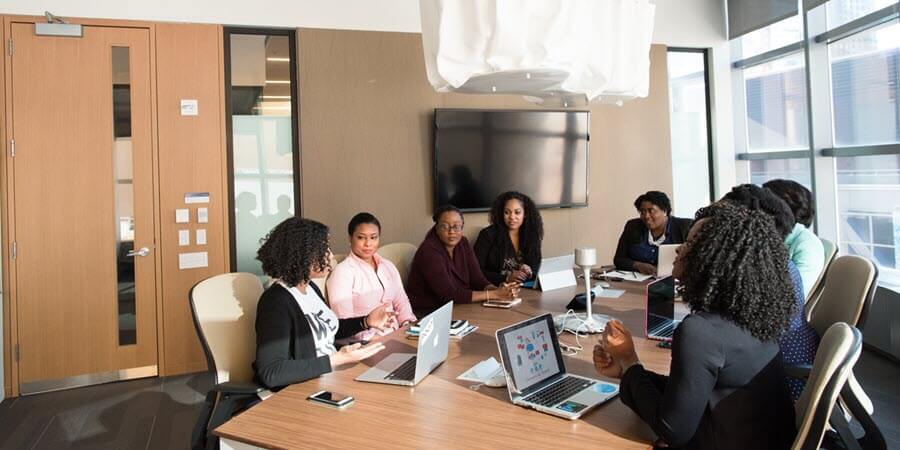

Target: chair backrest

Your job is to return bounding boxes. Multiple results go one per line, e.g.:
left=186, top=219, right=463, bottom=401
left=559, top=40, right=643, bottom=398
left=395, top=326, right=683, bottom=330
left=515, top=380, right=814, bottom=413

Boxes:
left=310, top=253, right=341, bottom=304
left=807, top=255, right=877, bottom=337
left=189, top=273, right=264, bottom=385
left=379, top=242, right=418, bottom=285
left=793, top=323, right=862, bottom=450
left=805, top=237, right=838, bottom=307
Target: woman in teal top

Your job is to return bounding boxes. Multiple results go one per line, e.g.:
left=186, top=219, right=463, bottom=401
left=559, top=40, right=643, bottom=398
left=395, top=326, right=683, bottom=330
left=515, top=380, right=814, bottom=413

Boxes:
left=764, top=179, right=825, bottom=297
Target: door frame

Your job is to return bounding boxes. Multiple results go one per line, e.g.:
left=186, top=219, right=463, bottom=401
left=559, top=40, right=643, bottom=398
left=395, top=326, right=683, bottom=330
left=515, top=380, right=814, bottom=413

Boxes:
left=1, top=15, right=165, bottom=397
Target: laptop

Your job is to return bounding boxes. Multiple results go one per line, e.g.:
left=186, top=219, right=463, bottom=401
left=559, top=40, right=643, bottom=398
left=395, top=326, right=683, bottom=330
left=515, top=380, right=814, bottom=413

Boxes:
left=656, top=244, right=679, bottom=277
left=645, top=276, right=680, bottom=341
left=355, top=301, right=452, bottom=386
left=495, top=314, right=619, bottom=420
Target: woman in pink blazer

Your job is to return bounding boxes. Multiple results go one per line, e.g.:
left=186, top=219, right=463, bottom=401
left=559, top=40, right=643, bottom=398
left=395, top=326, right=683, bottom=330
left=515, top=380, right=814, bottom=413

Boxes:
left=327, top=213, right=417, bottom=340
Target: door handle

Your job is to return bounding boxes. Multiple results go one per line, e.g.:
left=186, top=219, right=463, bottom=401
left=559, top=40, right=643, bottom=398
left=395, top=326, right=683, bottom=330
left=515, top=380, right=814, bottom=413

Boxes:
left=127, top=247, right=151, bottom=257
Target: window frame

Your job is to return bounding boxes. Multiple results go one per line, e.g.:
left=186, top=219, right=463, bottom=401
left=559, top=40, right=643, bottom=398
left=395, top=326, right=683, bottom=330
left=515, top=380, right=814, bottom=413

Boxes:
left=223, top=27, right=303, bottom=272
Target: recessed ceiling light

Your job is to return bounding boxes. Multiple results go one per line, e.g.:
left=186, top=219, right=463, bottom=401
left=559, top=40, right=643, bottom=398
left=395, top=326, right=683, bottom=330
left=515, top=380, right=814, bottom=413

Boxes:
left=266, top=57, right=290, bottom=62
left=265, top=80, right=290, bottom=84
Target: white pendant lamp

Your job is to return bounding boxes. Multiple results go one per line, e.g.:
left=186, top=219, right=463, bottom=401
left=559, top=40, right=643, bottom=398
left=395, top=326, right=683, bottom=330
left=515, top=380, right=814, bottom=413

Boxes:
left=419, top=0, right=656, bottom=106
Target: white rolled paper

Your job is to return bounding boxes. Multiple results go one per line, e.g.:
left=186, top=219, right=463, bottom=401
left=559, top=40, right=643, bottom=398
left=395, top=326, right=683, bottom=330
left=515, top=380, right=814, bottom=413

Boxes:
left=575, top=247, right=597, bottom=267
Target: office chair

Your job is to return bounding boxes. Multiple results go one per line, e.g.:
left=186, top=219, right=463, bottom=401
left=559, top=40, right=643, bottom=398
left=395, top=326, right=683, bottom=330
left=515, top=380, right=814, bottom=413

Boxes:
left=805, top=237, right=838, bottom=309
left=379, top=242, right=418, bottom=285
left=310, top=253, right=341, bottom=304
left=791, top=323, right=863, bottom=450
left=189, top=273, right=267, bottom=450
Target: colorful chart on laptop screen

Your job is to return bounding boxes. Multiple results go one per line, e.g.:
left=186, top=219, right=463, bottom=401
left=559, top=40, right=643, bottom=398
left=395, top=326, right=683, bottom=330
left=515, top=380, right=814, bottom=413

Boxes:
left=503, top=320, right=561, bottom=389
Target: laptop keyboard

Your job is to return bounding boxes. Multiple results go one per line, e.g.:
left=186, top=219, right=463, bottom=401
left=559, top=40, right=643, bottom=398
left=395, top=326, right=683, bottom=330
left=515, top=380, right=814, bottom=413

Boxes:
left=649, top=319, right=676, bottom=339
left=385, top=357, right=417, bottom=381
left=523, top=376, right=595, bottom=407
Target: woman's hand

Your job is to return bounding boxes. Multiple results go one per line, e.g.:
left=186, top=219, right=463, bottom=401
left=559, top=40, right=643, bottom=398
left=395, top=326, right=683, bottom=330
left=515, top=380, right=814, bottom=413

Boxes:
left=366, top=304, right=397, bottom=332
left=330, top=341, right=386, bottom=366
left=520, top=264, right=533, bottom=278
left=593, top=345, right=623, bottom=379
left=633, top=262, right=656, bottom=275
left=506, top=270, right=528, bottom=283
left=493, top=282, right=521, bottom=300
left=599, top=320, right=640, bottom=376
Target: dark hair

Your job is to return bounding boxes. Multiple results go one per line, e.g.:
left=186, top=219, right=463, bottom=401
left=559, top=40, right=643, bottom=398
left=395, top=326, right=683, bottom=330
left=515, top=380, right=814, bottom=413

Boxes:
left=721, top=184, right=795, bottom=237
left=433, top=204, right=463, bottom=223
left=681, top=202, right=796, bottom=341
left=489, top=191, right=544, bottom=262
left=347, top=212, right=381, bottom=236
left=763, top=179, right=815, bottom=228
left=633, top=191, right=672, bottom=216
left=257, top=217, right=330, bottom=286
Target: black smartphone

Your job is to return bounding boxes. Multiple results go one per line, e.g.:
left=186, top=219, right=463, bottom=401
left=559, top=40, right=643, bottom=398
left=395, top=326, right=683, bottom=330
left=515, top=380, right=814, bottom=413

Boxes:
left=308, top=390, right=354, bottom=408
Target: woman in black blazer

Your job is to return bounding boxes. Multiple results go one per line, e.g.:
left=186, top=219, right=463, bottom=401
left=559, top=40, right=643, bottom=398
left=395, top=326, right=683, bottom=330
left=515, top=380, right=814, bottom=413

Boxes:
left=253, top=217, right=394, bottom=390
left=614, top=191, right=692, bottom=275
left=595, top=202, right=797, bottom=450
left=474, top=191, right=543, bottom=284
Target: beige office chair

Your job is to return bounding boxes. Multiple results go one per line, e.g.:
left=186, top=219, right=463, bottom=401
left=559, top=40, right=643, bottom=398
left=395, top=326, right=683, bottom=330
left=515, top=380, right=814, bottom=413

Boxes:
left=805, top=238, right=838, bottom=309
left=792, top=323, right=862, bottom=450
left=379, top=242, right=418, bottom=285
left=189, top=273, right=267, bottom=450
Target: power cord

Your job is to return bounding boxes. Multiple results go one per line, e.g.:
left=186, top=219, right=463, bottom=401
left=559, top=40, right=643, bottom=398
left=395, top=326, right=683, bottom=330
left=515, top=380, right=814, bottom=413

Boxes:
left=554, top=309, right=591, bottom=356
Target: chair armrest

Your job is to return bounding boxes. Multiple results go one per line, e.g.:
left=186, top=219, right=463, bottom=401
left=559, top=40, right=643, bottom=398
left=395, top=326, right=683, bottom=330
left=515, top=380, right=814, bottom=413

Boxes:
left=784, top=363, right=813, bottom=380
left=212, top=381, right=265, bottom=395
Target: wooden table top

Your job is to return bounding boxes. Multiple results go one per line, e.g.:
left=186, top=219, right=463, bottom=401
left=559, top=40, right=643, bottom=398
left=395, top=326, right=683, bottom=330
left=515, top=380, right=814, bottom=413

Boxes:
left=215, top=280, right=673, bottom=449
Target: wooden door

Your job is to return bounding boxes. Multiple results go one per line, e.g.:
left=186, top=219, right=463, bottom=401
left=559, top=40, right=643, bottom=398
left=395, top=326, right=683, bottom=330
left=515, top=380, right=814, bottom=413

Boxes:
left=9, top=22, right=157, bottom=393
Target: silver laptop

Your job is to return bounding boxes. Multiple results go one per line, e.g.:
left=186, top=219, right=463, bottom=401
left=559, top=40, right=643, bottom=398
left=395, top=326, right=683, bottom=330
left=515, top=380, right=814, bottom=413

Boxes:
left=495, top=314, right=619, bottom=420
left=645, top=276, right=680, bottom=341
left=656, top=244, right=679, bottom=277
left=355, top=301, right=452, bottom=386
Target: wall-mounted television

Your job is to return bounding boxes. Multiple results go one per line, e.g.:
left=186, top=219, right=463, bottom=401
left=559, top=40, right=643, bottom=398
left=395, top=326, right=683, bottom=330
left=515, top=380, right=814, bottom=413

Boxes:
left=433, top=109, right=589, bottom=212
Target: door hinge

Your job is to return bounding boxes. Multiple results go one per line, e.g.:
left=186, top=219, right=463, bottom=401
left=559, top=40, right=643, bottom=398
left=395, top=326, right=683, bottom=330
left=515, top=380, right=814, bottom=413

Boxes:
left=7, top=38, right=11, bottom=56
left=9, top=139, right=14, bottom=157
left=11, top=241, right=16, bottom=260
left=14, top=344, right=19, bottom=362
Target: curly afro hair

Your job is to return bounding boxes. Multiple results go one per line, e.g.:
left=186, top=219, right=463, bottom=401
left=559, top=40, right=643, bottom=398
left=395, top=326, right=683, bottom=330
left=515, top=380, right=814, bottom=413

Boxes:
left=633, top=191, right=673, bottom=216
left=489, top=191, right=544, bottom=263
left=722, top=184, right=795, bottom=237
left=679, top=202, right=796, bottom=342
left=763, top=179, right=815, bottom=227
left=256, top=217, right=331, bottom=286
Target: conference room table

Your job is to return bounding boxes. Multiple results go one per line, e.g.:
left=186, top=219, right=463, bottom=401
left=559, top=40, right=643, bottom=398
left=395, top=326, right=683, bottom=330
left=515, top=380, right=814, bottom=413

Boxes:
left=216, top=278, right=678, bottom=449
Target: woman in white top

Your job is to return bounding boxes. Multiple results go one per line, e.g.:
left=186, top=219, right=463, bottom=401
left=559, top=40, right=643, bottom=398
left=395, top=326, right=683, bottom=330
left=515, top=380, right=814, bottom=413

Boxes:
left=253, top=217, right=393, bottom=389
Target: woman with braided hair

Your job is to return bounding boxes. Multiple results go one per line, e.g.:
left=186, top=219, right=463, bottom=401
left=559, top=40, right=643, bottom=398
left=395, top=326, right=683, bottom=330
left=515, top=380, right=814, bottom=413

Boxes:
left=593, top=202, right=796, bottom=450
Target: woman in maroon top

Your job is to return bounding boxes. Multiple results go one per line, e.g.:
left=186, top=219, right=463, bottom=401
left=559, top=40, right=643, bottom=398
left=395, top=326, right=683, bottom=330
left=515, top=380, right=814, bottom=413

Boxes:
left=407, top=205, right=520, bottom=313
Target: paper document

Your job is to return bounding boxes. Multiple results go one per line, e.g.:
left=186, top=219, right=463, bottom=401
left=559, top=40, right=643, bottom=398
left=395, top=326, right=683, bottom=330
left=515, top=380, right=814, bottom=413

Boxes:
left=457, top=357, right=503, bottom=383
left=603, top=270, right=653, bottom=282
left=595, top=288, right=625, bottom=298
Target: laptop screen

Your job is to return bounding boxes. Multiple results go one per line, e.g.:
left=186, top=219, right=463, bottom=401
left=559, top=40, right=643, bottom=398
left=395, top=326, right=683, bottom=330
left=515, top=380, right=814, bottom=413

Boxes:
left=497, top=314, right=564, bottom=393
left=646, top=276, right=675, bottom=336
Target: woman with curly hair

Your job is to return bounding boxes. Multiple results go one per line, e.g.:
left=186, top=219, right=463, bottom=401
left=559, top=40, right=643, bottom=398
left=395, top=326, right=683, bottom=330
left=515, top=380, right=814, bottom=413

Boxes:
left=593, top=202, right=796, bottom=450
left=474, top=191, right=544, bottom=284
left=614, top=191, right=693, bottom=275
left=253, top=217, right=394, bottom=390
left=763, top=179, right=825, bottom=297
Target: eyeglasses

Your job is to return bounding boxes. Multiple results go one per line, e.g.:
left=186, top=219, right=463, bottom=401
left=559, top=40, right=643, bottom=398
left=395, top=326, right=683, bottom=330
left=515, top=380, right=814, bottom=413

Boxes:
left=437, top=223, right=464, bottom=233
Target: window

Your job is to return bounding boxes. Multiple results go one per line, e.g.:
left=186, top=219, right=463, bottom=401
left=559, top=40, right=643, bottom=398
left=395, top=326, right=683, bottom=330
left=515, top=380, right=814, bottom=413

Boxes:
left=740, top=14, right=804, bottom=58
left=749, top=158, right=812, bottom=188
left=225, top=29, right=300, bottom=275
left=744, top=53, right=810, bottom=152
left=826, top=0, right=897, bottom=29
left=667, top=49, right=714, bottom=217
left=835, top=154, right=900, bottom=287
left=828, top=21, right=900, bottom=147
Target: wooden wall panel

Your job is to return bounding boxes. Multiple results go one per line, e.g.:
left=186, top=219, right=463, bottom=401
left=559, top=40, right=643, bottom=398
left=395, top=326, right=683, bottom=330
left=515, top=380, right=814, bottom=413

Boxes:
left=298, top=28, right=673, bottom=264
left=155, top=23, right=228, bottom=376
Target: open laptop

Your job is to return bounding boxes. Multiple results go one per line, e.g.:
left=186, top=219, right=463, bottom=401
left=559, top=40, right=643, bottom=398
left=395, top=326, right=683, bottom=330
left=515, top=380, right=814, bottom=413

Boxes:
left=645, top=275, right=680, bottom=341
left=355, top=301, right=452, bottom=386
left=656, top=244, right=679, bottom=277
left=495, top=314, right=619, bottom=420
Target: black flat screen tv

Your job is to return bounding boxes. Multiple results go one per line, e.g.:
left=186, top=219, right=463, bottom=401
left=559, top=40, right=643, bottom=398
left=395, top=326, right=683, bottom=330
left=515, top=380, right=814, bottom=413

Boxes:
left=433, top=109, right=589, bottom=212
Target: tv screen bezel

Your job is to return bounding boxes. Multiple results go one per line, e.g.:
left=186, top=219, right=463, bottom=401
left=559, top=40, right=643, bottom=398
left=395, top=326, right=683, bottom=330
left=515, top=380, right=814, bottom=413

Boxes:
left=432, top=108, right=591, bottom=213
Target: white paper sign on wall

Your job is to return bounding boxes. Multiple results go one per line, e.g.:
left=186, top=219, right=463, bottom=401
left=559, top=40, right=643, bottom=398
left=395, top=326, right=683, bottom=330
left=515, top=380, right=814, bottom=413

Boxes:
left=180, top=99, right=199, bottom=116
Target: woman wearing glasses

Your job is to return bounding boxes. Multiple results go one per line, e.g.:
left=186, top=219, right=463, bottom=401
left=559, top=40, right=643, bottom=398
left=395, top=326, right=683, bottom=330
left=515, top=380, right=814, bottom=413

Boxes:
left=407, top=205, right=520, bottom=313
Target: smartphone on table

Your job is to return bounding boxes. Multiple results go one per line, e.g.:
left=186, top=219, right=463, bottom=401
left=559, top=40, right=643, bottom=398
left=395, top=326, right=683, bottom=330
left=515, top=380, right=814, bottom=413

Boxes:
left=308, top=390, right=354, bottom=409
